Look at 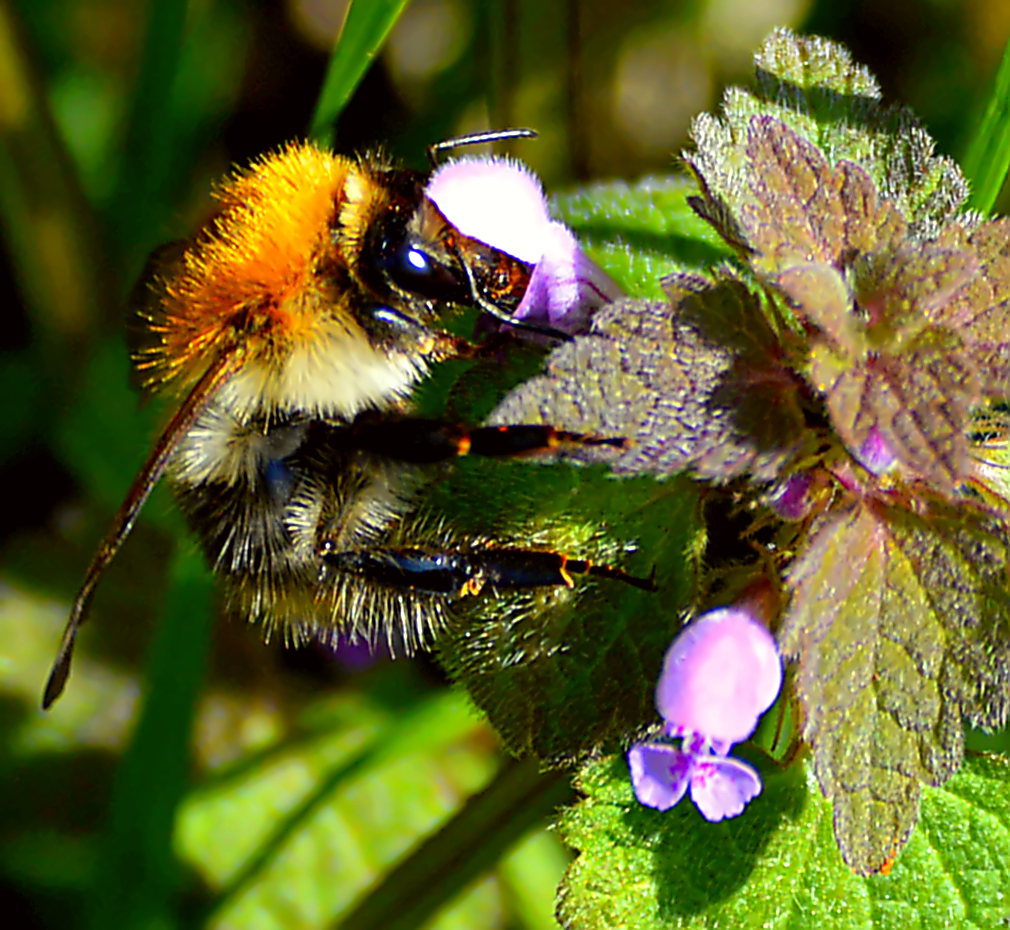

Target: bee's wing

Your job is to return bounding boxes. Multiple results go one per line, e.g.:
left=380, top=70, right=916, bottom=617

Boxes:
left=43, top=345, right=243, bottom=709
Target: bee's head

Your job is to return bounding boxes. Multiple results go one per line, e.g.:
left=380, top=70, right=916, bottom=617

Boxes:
left=348, top=164, right=533, bottom=328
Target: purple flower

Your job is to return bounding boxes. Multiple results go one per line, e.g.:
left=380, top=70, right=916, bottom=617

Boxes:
left=425, top=156, right=622, bottom=331
left=854, top=426, right=895, bottom=476
left=628, top=606, right=782, bottom=821
left=767, top=472, right=812, bottom=521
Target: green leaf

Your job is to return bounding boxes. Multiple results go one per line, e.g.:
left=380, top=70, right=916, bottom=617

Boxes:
left=178, top=687, right=501, bottom=929
left=553, top=176, right=734, bottom=297
left=557, top=752, right=1010, bottom=929
left=780, top=499, right=1010, bottom=873
left=309, top=0, right=410, bottom=144
left=434, top=460, right=701, bottom=766
left=962, top=36, right=1010, bottom=215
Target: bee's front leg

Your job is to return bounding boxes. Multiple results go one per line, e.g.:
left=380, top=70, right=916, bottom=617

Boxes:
left=328, top=418, right=629, bottom=464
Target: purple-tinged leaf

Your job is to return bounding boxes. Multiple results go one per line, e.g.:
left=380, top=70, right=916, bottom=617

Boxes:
left=932, top=218, right=1010, bottom=395
left=740, top=117, right=907, bottom=277
left=856, top=245, right=978, bottom=336
left=811, top=334, right=980, bottom=492
left=492, top=285, right=809, bottom=484
left=779, top=498, right=1010, bottom=873
left=788, top=239, right=995, bottom=491
left=686, top=112, right=1007, bottom=496
left=776, top=262, right=863, bottom=355
left=687, top=29, right=968, bottom=246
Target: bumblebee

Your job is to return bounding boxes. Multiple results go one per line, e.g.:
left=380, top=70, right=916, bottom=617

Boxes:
left=43, top=131, right=651, bottom=708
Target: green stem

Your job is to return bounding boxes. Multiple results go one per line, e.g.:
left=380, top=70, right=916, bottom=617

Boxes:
left=336, top=757, right=572, bottom=929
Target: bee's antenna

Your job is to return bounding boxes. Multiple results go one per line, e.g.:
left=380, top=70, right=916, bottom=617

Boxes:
left=42, top=349, right=241, bottom=709
left=427, top=128, right=537, bottom=167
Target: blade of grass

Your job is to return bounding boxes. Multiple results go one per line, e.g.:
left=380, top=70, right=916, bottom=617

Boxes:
left=198, top=687, right=487, bottom=924
left=308, top=0, right=410, bottom=144
left=106, top=0, right=189, bottom=272
left=962, top=36, right=1010, bottom=214
left=0, top=0, right=110, bottom=348
left=85, top=548, right=214, bottom=930
left=335, top=757, right=571, bottom=930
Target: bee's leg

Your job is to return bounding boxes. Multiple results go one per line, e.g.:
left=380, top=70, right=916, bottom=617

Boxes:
left=332, top=418, right=628, bottom=464
left=319, top=544, right=657, bottom=596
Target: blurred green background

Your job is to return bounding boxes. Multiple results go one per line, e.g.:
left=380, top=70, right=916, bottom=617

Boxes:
left=2, top=0, right=1009, bottom=927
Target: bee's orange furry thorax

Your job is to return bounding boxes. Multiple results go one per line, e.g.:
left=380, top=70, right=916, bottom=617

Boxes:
left=141, top=143, right=364, bottom=391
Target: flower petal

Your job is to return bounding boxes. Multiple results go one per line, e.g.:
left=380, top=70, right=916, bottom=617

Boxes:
left=656, top=606, right=782, bottom=744
left=425, top=156, right=551, bottom=263
left=427, top=156, right=623, bottom=331
left=854, top=425, right=896, bottom=475
left=513, top=223, right=623, bottom=330
left=627, top=742, right=692, bottom=811
left=767, top=472, right=812, bottom=520
left=689, top=754, right=763, bottom=822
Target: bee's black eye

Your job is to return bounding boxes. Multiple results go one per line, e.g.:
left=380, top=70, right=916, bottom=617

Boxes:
left=384, top=240, right=465, bottom=301
left=403, top=245, right=433, bottom=275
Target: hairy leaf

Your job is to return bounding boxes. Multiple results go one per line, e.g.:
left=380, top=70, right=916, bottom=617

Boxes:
left=553, top=176, right=734, bottom=298
left=740, top=116, right=908, bottom=279
left=810, top=340, right=980, bottom=496
left=934, top=217, right=1010, bottom=394
left=806, top=233, right=1010, bottom=492
left=688, top=113, right=1010, bottom=494
left=686, top=28, right=968, bottom=245
left=433, top=461, right=700, bottom=766
left=779, top=498, right=1010, bottom=873
left=492, top=287, right=808, bottom=483
left=557, top=752, right=1010, bottom=929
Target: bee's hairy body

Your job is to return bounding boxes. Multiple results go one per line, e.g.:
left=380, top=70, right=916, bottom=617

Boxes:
left=172, top=421, right=456, bottom=649
left=131, top=144, right=455, bottom=419
left=43, top=135, right=649, bottom=708
left=131, top=142, right=523, bottom=651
